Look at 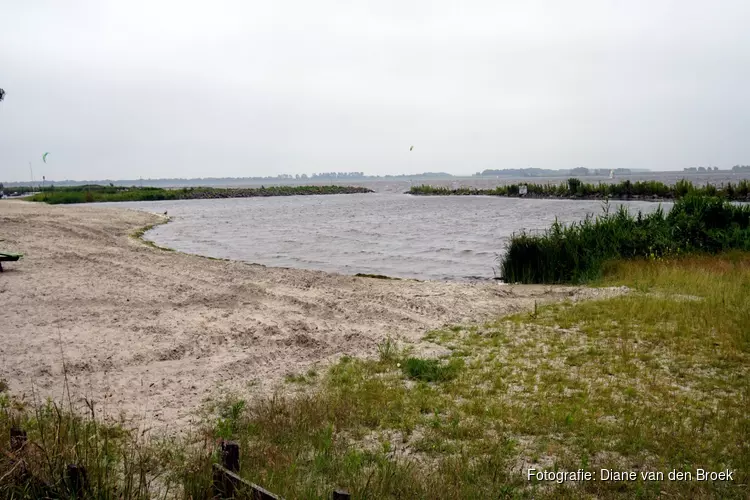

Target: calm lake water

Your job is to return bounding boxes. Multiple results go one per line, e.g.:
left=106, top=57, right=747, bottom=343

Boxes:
left=110, top=192, right=673, bottom=281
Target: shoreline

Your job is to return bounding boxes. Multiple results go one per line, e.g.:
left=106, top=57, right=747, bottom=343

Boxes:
left=407, top=192, right=680, bottom=202
left=0, top=200, right=627, bottom=429
left=131, top=206, right=509, bottom=283
left=25, top=184, right=374, bottom=204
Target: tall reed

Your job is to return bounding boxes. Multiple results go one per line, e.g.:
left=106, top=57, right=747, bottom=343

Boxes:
left=500, top=195, right=750, bottom=283
left=409, top=178, right=750, bottom=201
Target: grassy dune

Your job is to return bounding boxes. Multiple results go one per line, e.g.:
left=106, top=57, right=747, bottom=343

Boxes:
left=409, top=178, right=750, bottom=201
left=2, top=253, right=748, bottom=498
left=22, top=185, right=373, bottom=204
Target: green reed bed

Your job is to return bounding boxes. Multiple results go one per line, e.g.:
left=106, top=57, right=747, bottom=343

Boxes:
left=409, top=178, right=750, bottom=201
left=1, top=186, right=41, bottom=195
left=22, top=185, right=373, bottom=204
left=500, top=195, right=750, bottom=284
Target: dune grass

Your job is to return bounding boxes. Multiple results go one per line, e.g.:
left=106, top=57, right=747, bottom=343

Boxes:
left=500, top=195, right=750, bottom=284
left=409, top=178, right=750, bottom=201
left=203, top=254, right=748, bottom=499
left=2, top=253, right=747, bottom=498
left=23, top=185, right=373, bottom=204
left=0, top=387, right=186, bottom=498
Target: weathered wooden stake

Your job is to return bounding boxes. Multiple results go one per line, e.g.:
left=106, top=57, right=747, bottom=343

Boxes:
left=66, top=464, right=88, bottom=497
left=222, top=440, right=240, bottom=472
left=332, top=489, right=351, bottom=500
left=10, top=428, right=27, bottom=452
left=212, top=440, right=285, bottom=500
left=212, top=463, right=281, bottom=499
left=213, top=440, right=241, bottom=498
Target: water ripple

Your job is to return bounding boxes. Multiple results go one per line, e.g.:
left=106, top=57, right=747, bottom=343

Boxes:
left=107, top=193, right=671, bottom=281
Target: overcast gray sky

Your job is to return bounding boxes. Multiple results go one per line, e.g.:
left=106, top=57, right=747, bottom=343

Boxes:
left=1, top=1, right=749, bottom=182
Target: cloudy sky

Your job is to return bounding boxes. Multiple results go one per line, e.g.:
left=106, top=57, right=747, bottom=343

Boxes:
left=1, top=1, right=749, bottom=182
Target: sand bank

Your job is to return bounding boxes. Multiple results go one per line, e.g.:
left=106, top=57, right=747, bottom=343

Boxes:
left=0, top=200, right=624, bottom=429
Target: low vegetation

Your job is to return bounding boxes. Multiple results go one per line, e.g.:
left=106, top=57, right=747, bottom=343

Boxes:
left=409, top=178, right=750, bottom=201
left=20, top=184, right=373, bottom=204
left=131, top=221, right=175, bottom=252
left=353, top=273, right=401, bottom=280
left=501, top=194, right=750, bottom=284
left=2, top=253, right=747, bottom=498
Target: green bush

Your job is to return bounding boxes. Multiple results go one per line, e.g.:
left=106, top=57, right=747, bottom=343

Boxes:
left=402, top=357, right=463, bottom=382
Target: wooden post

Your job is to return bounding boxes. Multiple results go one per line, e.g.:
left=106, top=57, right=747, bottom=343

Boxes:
left=213, top=440, right=240, bottom=498
left=212, top=440, right=284, bottom=500
left=220, top=441, right=240, bottom=499
left=10, top=428, right=26, bottom=452
left=212, top=463, right=281, bottom=499
left=222, top=441, right=240, bottom=472
left=332, top=489, right=351, bottom=500
left=66, top=464, right=88, bottom=497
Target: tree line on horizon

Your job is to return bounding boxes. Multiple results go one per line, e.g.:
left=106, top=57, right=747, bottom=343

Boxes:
left=474, top=167, right=635, bottom=177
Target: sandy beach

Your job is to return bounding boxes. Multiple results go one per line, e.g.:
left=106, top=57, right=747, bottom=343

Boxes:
left=0, top=200, right=624, bottom=429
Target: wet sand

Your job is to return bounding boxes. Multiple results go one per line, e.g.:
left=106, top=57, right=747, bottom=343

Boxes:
left=0, top=200, right=625, bottom=430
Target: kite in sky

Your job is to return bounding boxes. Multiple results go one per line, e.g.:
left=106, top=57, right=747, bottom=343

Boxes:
left=410, top=145, right=414, bottom=151
left=43, top=152, right=50, bottom=163
left=0, top=88, right=5, bottom=102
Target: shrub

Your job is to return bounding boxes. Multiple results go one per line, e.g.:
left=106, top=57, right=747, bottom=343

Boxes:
left=402, top=357, right=463, bottom=382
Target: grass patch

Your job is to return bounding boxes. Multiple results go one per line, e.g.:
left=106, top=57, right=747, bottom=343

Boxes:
left=376, top=336, right=399, bottom=363
left=0, top=395, right=183, bottom=499
left=285, top=370, right=318, bottom=385
left=401, top=357, right=463, bottom=382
